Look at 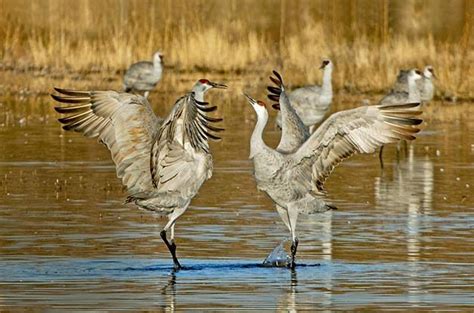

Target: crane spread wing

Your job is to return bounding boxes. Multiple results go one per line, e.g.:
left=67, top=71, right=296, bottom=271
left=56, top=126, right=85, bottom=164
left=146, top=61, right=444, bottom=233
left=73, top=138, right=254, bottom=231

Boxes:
left=290, top=102, right=423, bottom=191
left=150, top=92, right=224, bottom=199
left=51, top=88, right=162, bottom=195
left=267, top=71, right=309, bottom=153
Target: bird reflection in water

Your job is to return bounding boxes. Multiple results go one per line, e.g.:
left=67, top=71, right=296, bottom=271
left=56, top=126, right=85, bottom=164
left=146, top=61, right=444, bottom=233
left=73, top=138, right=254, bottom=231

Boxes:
left=277, top=269, right=298, bottom=312
left=374, top=145, right=434, bottom=304
left=160, top=271, right=177, bottom=312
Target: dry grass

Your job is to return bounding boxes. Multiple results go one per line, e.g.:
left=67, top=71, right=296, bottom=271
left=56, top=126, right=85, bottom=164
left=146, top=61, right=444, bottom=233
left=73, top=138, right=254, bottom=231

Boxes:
left=0, top=0, right=473, bottom=99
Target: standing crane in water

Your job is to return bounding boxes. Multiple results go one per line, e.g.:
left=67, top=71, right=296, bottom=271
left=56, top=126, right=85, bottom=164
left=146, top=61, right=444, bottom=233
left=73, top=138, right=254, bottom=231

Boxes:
left=419, top=66, right=436, bottom=102
left=378, top=69, right=423, bottom=168
left=245, top=71, right=422, bottom=269
left=394, top=66, right=436, bottom=103
left=123, top=51, right=164, bottom=98
left=274, top=59, right=333, bottom=133
left=52, top=79, right=227, bottom=270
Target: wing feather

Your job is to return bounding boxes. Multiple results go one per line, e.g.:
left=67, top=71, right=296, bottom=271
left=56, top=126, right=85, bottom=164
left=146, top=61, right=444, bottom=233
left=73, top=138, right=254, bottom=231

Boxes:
left=290, top=102, right=423, bottom=190
left=51, top=88, right=162, bottom=195
left=267, top=71, right=309, bottom=153
left=150, top=92, right=222, bottom=200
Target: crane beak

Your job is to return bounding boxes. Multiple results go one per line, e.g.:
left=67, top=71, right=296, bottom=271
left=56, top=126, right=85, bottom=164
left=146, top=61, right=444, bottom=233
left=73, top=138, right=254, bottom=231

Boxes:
left=243, top=93, right=257, bottom=106
left=209, top=81, right=228, bottom=89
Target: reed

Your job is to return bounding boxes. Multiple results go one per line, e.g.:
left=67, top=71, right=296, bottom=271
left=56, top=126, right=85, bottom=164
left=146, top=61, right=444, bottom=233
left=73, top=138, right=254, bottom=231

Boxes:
left=0, top=0, right=472, bottom=99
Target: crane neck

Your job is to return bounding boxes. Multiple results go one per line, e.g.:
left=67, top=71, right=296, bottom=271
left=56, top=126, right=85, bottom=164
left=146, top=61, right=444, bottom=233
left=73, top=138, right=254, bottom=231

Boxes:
left=423, top=77, right=433, bottom=89
left=153, top=59, right=163, bottom=75
left=321, top=66, right=333, bottom=95
left=422, top=78, right=434, bottom=101
left=250, top=109, right=269, bottom=159
left=407, top=78, right=420, bottom=102
left=193, top=90, right=205, bottom=102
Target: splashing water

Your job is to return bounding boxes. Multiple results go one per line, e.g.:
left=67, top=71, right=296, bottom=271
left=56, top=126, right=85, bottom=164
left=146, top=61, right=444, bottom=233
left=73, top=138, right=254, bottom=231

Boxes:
left=263, top=239, right=291, bottom=267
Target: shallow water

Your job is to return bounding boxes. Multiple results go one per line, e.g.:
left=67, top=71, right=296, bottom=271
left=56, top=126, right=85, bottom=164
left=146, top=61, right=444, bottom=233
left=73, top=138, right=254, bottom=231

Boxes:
left=0, top=92, right=473, bottom=311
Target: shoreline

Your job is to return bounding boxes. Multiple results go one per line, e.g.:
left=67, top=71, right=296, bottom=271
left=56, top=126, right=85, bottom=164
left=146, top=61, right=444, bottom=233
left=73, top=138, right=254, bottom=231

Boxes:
left=0, top=67, right=471, bottom=103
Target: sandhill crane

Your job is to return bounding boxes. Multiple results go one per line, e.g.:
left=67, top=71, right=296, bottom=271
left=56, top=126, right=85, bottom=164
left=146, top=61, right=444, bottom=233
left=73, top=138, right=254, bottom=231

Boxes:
left=123, top=51, right=164, bottom=98
left=420, top=66, right=435, bottom=102
left=378, top=69, right=423, bottom=168
left=275, top=59, right=333, bottom=133
left=393, top=66, right=435, bottom=103
left=391, top=69, right=410, bottom=93
left=380, top=69, right=422, bottom=105
left=51, top=79, right=227, bottom=270
left=244, top=71, right=422, bottom=269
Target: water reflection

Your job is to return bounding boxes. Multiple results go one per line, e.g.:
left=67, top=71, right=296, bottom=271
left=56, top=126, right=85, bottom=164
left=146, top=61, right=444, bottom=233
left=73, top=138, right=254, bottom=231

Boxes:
left=276, top=270, right=298, bottom=312
left=374, top=145, right=434, bottom=304
left=305, top=211, right=334, bottom=308
left=374, top=146, right=434, bottom=214
left=1, top=96, right=474, bottom=310
left=160, top=271, right=177, bottom=312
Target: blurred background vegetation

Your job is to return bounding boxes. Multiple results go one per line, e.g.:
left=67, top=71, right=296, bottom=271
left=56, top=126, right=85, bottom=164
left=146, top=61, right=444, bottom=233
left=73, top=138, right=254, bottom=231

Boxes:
left=0, top=0, right=472, bottom=98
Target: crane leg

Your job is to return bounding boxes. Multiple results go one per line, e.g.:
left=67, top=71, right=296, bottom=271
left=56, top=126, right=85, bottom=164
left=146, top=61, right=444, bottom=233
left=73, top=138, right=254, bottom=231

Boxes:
left=290, top=237, right=299, bottom=269
left=396, top=142, right=401, bottom=164
left=160, top=229, right=181, bottom=270
left=287, top=208, right=299, bottom=269
left=161, top=207, right=187, bottom=270
left=379, top=145, right=385, bottom=169
left=276, top=205, right=291, bottom=232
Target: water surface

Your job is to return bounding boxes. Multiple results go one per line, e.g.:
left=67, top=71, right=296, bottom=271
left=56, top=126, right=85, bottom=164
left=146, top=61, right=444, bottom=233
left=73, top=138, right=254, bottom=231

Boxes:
left=0, top=93, right=473, bottom=311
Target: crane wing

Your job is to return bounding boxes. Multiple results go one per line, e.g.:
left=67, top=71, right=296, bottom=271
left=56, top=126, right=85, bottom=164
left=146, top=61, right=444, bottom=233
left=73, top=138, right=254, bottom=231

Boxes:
left=51, top=88, right=162, bottom=195
left=290, top=102, right=423, bottom=191
left=267, top=71, right=309, bottom=153
left=150, top=92, right=223, bottom=199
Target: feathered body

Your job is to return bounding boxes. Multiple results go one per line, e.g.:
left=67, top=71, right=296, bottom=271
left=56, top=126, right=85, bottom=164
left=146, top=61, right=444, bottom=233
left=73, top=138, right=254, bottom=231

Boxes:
left=392, top=66, right=435, bottom=103
left=246, top=71, right=423, bottom=268
left=52, top=79, right=226, bottom=269
left=275, top=59, right=333, bottom=131
left=377, top=69, right=423, bottom=168
left=123, top=51, right=164, bottom=97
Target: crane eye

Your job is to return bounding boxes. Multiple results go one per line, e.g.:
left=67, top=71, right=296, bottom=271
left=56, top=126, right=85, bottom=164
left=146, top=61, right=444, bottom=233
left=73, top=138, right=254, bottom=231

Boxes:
left=257, top=101, right=266, bottom=107
left=199, top=79, right=209, bottom=84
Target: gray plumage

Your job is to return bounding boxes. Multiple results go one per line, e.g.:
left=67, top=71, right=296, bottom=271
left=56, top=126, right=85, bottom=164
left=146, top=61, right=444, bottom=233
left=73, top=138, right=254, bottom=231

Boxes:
left=420, top=66, right=435, bottom=102
left=245, top=71, right=423, bottom=268
left=378, top=69, right=423, bottom=168
left=275, top=59, right=333, bottom=132
left=51, top=79, right=226, bottom=269
left=392, top=66, right=435, bottom=102
left=267, top=71, right=309, bottom=154
left=123, top=51, right=164, bottom=98
left=379, top=69, right=423, bottom=105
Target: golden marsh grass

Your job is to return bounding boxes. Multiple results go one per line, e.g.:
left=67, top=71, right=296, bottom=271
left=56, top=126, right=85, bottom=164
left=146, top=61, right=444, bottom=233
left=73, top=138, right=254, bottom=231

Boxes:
left=0, top=0, right=473, bottom=99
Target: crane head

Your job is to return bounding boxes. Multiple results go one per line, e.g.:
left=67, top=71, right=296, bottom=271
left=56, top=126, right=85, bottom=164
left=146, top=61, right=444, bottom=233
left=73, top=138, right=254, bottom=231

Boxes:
left=319, top=58, right=332, bottom=70
left=194, top=79, right=228, bottom=93
left=153, top=51, right=164, bottom=63
left=424, top=65, right=436, bottom=79
left=243, top=93, right=268, bottom=112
